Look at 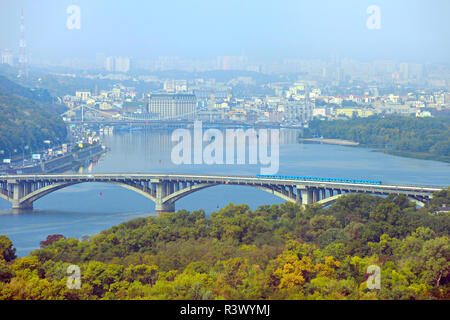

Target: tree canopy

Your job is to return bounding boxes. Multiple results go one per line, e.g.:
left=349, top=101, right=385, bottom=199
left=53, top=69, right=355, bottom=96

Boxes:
left=0, top=189, right=448, bottom=300
left=0, top=75, right=67, bottom=156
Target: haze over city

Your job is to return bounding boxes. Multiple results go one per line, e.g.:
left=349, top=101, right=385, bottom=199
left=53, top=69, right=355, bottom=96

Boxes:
left=1, top=0, right=450, bottom=66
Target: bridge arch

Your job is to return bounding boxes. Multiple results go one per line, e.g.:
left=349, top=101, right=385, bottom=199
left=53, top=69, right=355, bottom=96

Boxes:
left=316, top=192, right=426, bottom=207
left=16, top=180, right=157, bottom=209
left=161, top=183, right=296, bottom=206
left=21, top=182, right=80, bottom=204
left=0, top=192, right=10, bottom=203
left=7, top=180, right=299, bottom=212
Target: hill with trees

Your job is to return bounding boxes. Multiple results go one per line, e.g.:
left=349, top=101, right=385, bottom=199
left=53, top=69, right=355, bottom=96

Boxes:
left=301, top=116, right=450, bottom=162
left=0, top=189, right=448, bottom=300
left=0, top=75, right=67, bottom=157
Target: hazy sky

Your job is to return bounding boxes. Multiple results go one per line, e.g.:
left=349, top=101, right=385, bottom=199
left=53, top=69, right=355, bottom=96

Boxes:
left=0, top=0, right=449, bottom=63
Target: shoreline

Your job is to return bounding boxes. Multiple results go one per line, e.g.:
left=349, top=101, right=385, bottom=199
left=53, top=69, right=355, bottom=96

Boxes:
left=380, top=150, right=450, bottom=163
left=299, top=137, right=449, bottom=164
left=2, top=144, right=107, bottom=175
left=299, top=138, right=360, bottom=146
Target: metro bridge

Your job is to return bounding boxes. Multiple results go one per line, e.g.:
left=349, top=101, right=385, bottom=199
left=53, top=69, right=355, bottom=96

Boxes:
left=0, top=173, right=442, bottom=213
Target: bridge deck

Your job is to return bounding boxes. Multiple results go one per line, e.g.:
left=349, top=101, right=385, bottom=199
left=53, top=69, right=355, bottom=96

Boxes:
left=0, top=173, right=442, bottom=194
left=0, top=173, right=443, bottom=212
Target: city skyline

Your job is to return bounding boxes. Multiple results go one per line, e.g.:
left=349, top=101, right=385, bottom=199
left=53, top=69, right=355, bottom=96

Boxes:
left=0, top=0, right=449, bottom=66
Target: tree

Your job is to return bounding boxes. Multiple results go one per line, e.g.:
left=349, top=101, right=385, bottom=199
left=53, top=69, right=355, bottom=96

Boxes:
left=418, top=236, right=449, bottom=287
left=0, top=263, right=15, bottom=283
left=124, top=264, right=158, bottom=286
left=317, top=228, right=349, bottom=249
left=40, top=234, right=65, bottom=249
left=0, top=235, right=16, bottom=262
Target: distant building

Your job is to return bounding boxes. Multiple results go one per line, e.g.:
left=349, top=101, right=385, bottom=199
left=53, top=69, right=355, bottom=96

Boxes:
left=416, top=110, right=432, bottom=118
left=164, top=80, right=187, bottom=92
left=105, top=57, right=115, bottom=72
left=115, top=57, right=130, bottom=73
left=148, top=93, right=197, bottom=120
left=105, top=56, right=130, bottom=73
left=336, top=108, right=374, bottom=118
left=279, top=101, right=312, bottom=122
left=312, top=107, right=327, bottom=118
left=1, top=49, right=13, bottom=66
left=75, top=91, right=91, bottom=102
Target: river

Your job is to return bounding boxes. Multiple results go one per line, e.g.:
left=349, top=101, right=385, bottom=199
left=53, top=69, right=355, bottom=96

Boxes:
left=0, top=128, right=448, bottom=256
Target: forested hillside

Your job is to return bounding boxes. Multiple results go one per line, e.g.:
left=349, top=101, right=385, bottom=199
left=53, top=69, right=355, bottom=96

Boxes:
left=0, top=190, right=448, bottom=300
left=301, top=116, right=450, bottom=161
left=0, top=76, right=67, bottom=156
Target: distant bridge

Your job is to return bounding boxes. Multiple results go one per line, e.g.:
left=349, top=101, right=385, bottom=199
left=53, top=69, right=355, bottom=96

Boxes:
left=66, top=119, right=282, bottom=129
left=0, top=173, right=442, bottom=213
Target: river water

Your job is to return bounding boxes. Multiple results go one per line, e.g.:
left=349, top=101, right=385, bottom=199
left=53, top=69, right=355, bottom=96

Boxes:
left=1, top=128, right=448, bottom=256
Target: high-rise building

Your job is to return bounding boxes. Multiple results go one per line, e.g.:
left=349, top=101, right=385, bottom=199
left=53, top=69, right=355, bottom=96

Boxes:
left=149, top=93, right=197, bottom=120
left=105, top=56, right=130, bottom=73
left=399, top=62, right=409, bottom=81
left=115, top=57, right=130, bottom=73
left=1, top=49, right=13, bottom=65
left=105, top=57, right=115, bottom=72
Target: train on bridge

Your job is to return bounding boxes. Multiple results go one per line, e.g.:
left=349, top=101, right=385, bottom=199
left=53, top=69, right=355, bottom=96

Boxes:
left=256, top=174, right=382, bottom=185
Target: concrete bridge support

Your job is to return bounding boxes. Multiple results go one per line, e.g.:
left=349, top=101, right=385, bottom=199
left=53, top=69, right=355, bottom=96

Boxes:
left=297, top=186, right=313, bottom=205
left=313, top=188, right=320, bottom=202
left=11, top=182, right=33, bottom=212
left=154, top=181, right=175, bottom=214
left=295, top=187, right=302, bottom=204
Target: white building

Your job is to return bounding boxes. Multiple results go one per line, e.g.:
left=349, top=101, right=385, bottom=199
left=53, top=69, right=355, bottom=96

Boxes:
left=1, top=49, right=13, bottom=66
left=149, top=93, right=197, bottom=120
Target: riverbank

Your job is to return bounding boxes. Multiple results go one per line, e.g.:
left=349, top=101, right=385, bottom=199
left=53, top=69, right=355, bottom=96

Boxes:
left=299, top=137, right=450, bottom=163
left=299, top=138, right=360, bottom=146
left=381, top=150, right=450, bottom=163
left=2, top=144, right=107, bottom=175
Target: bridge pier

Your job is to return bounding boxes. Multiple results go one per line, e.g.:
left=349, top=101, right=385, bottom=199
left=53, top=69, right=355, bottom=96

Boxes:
left=155, top=200, right=175, bottom=214
left=154, top=181, right=176, bottom=214
left=288, top=186, right=294, bottom=199
left=12, top=201, right=33, bottom=213
left=295, top=188, right=302, bottom=203
left=151, top=183, right=157, bottom=197
left=297, top=186, right=313, bottom=205
left=313, top=188, right=320, bottom=202
left=11, top=182, right=34, bottom=213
